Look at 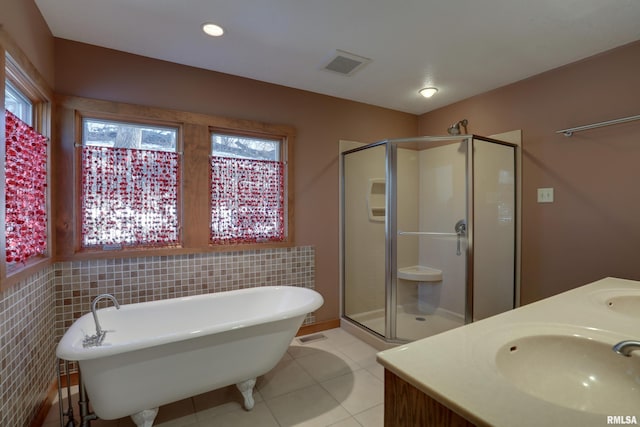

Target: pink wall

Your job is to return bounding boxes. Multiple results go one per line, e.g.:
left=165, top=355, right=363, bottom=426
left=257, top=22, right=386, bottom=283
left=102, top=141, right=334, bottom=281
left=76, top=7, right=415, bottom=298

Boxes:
left=418, top=40, right=640, bottom=304
left=4, top=0, right=640, bottom=316
left=0, top=0, right=54, bottom=85
left=0, top=3, right=57, bottom=425
left=54, top=39, right=418, bottom=322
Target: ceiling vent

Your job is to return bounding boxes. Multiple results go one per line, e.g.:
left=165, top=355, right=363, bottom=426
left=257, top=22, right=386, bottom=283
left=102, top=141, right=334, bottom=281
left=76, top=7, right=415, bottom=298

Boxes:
left=322, top=50, right=371, bottom=76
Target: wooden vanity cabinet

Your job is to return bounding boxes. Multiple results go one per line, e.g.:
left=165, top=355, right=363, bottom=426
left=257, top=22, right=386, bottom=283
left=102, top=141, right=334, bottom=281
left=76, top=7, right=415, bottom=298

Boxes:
left=384, top=369, right=476, bottom=427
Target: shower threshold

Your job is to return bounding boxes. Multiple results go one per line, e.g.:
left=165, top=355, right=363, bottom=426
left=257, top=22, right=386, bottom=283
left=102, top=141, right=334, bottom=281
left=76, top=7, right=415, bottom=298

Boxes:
left=349, top=306, right=464, bottom=341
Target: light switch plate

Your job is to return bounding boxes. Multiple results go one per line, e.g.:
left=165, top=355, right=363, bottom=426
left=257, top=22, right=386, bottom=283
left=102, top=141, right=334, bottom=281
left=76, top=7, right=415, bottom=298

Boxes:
left=537, top=188, right=554, bottom=203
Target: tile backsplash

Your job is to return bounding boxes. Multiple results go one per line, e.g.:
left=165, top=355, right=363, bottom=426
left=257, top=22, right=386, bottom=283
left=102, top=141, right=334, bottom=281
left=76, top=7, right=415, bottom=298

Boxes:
left=55, top=246, right=316, bottom=345
left=0, top=266, right=56, bottom=427
left=1, top=245, right=315, bottom=427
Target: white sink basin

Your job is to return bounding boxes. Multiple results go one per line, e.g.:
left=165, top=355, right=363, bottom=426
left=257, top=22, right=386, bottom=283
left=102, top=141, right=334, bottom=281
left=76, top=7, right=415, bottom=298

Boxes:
left=496, top=333, right=640, bottom=414
left=398, top=265, right=442, bottom=282
left=587, top=288, right=640, bottom=319
left=605, top=295, right=640, bottom=319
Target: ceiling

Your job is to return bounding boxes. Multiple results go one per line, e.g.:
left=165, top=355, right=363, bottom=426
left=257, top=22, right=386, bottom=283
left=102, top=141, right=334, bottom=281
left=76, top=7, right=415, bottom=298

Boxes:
left=35, top=0, right=640, bottom=115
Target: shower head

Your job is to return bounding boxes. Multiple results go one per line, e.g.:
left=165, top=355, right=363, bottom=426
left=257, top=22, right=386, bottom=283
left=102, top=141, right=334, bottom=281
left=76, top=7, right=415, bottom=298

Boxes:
left=447, top=119, right=468, bottom=135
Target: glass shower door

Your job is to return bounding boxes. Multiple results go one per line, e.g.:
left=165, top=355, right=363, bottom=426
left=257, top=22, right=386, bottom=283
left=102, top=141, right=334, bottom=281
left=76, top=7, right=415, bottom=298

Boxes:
left=342, top=144, right=387, bottom=337
left=472, top=137, right=516, bottom=321
left=342, top=135, right=518, bottom=343
left=393, top=139, right=468, bottom=341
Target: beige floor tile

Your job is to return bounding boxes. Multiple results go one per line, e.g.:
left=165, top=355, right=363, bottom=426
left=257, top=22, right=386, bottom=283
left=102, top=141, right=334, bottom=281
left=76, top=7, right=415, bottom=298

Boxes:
left=288, top=334, right=338, bottom=359
left=256, top=356, right=316, bottom=399
left=295, top=348, right=361, bottom=383
left=154, top=398, right=195, bottom=424
left=338, top=340, right=378, bottom=367
left=265, top=384, right=351, bottom=427
left=279, top=350, right=294, bottom=362
left=155, top=413, right=199, bottom=427
left=197, top=402, right=279, bottom=427
left=192, top=384, right=262, bottom=415
left=364, top=362, right=385, bottom=382
left=354, top=403, right=384, bottom=427
left=321, top=369, right=384, bottom=415
left=44, top=327, right=387, bottom=427
left=327, top=417, right=363, bottom=427
left=321, top=328, right=361, bottom=349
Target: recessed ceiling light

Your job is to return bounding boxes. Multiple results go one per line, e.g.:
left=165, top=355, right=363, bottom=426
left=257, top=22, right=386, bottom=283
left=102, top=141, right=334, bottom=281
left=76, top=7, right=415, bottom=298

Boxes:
left=202, top=22, right=224, bottom=37
left=419, top=87, right=438, bottom=98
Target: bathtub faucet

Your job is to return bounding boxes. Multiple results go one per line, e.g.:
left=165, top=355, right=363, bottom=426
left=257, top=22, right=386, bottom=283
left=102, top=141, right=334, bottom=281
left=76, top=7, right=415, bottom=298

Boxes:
left=83, top=294, right=120, bottom=347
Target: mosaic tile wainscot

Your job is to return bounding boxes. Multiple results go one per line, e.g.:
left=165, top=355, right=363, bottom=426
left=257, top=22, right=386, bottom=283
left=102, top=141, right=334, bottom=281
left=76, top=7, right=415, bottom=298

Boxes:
left=0, top=266, right=57, bottom=427
left=1, top=246, right=315, bottom=426
left=55, top=246, right=316, bottom=342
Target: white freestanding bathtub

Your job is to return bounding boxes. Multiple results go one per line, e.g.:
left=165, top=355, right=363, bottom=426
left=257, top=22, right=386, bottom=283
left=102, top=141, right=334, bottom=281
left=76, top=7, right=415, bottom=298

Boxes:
left=56, top=286, right=323, bottom=426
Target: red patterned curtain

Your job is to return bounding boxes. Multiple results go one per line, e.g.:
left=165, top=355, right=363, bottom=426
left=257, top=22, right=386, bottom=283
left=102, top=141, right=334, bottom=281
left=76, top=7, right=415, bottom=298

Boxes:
left=5, top=110, right=48, bottom=264
left=81, top=146, right=180, bottom=248
left=210, top=156, right=284, bottom=244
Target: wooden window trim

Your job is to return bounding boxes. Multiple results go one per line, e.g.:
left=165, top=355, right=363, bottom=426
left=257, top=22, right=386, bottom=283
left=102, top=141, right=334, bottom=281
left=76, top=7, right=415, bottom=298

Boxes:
left=56, top=95, right=295, bottom=261
left=208, top=126, right=293, bottom=247
left=0, top=29, right=53, bottom=291
left=74, top=111, right=184, bottom=252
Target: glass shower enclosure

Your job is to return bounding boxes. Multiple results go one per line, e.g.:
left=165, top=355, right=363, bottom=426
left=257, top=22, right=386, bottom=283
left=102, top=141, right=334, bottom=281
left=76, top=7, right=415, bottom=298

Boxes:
left=341, top=135, right=518, bottom=343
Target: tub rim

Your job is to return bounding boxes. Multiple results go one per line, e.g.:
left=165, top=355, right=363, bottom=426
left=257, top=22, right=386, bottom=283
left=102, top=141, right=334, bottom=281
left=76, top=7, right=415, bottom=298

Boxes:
left=56, top=286, right=323, bottom=361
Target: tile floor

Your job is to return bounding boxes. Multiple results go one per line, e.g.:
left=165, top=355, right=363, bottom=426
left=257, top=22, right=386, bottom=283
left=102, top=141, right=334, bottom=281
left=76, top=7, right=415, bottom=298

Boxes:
left=43, top=328, right=385, bottom=427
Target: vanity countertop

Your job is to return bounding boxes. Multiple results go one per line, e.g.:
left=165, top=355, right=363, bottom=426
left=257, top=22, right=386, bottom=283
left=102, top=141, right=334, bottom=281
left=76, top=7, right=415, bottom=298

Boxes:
left=377, top=277, right=640, bottom=427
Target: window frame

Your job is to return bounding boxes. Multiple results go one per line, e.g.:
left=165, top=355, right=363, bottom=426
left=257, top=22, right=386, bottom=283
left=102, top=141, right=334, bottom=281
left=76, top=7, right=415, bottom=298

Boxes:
left=1, top=45, right=53, bottom=289
left=75, top=111, right=184, bottom=253
left=209, top=128, right=290, bottom=246
left=5, top=79, right=33, bottom=126
left=57, top=95, right=296, bottom=260
left=5, top=54, right=50, bottom=136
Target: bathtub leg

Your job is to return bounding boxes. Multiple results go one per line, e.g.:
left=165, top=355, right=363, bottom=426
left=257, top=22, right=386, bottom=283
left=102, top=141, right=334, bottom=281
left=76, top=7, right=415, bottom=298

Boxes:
left=130, top=408, right=159, bottom=427
left=236, top=378, right=256, bottom=410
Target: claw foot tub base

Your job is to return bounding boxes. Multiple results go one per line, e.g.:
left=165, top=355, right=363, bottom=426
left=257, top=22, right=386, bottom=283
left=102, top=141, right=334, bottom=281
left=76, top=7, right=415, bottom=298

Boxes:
left=57, top=286, right=323, bottom=427
left=131, top=408, right=159, bottom=427
left=236, top=378, right=256, bottom=410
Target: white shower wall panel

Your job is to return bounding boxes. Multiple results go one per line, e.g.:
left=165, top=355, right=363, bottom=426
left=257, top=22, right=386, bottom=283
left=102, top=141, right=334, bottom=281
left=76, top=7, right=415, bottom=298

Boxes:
left=418, top=143, right=466, bottom=316
left=395, top=148, right=420, bottom=307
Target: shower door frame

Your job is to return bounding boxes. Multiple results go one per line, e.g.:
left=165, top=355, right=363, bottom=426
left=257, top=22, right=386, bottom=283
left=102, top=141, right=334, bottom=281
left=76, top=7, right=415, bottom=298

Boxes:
left=387, top=135, right=473, bottom=342
left=340, top=140, right=389, bottom=339
left=341, top=135, right=519, bottom=343
left=466, top=135, right=520, bottom=322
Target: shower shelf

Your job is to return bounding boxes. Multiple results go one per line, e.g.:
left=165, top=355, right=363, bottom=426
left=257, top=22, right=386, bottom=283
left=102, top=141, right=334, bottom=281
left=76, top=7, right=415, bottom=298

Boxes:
left=367, top=179, right=385, bottom=222
left=398, top=231, right=457, bottom=237
left=398, top=265, right=443, bottom=282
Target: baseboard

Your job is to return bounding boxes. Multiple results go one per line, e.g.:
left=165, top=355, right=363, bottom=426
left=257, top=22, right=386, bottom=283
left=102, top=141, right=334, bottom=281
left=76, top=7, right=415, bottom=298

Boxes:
left=30, top=379, right=59, bottom=427
left=296, top=318, right=340, bottom=336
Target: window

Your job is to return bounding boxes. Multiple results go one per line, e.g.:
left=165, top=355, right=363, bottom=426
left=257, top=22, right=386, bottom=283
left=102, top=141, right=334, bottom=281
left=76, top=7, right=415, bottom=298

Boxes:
left=4, top=79, right=47, bottom=265
left=5, top=80, right=32, bottom=126
left=210, top=132, right=286, bottom=244
left=81, top=117, right=181, bottom=249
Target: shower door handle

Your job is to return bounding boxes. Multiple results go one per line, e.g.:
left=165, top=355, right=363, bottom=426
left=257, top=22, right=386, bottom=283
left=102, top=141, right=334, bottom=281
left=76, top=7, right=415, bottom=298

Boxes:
left=454, top=220, right=466, bottom=256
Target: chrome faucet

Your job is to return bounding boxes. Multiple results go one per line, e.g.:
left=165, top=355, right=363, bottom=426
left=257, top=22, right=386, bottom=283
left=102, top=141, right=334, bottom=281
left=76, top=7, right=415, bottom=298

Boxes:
left=83, top=294, right=120, bottom=347
left=612, top=340, right=640, bottom=357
